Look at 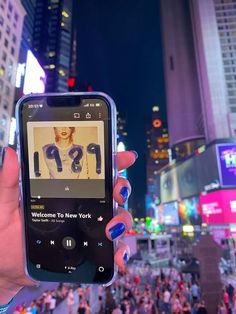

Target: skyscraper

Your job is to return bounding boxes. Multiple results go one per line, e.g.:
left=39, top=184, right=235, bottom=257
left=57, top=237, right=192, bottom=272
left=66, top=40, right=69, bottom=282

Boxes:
left=117, top=112, right=128, bottom=148
left=14, top=0, right=36, bottom=101
left=160, top=0, right=236, bottom=156
left=0, top=0, right=25, bottom=147
left=193, top=0, right=236, bottom=138
left=20, top=0, right=36, bottom=59
left=32, top=0, right=73, bottom=92
left=146, top=106, right=170, bottom=217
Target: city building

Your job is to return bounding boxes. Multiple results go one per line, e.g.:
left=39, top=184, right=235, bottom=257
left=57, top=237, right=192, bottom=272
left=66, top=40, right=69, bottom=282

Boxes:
left=159, top=0, right=236, bottom=244
left=146, top=106, right=170, bottom=217
left=14, top=0, right=36, bottom=101
left=192, top=0, right=236, bottom=139
left=160, top=0, right=236, bottom=160
left=32, top=0, right=73, bottom=92
left=117, top=112, right=128, bottom=148
left=0, top=0, right=25, bottom=147
left=20, top=0, right=36, bottom=61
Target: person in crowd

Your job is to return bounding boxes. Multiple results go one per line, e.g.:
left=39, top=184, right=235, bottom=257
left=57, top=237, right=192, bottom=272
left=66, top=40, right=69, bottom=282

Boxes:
left=13, top=305, right=21, bottom=314
left=218, top=301, right=228, bottom=314
left=44, top=290, right=52, bottom=313
left=197, top=301, right=208, bottom=314
left=227, top=284, right=235, bottom=305
left=85, top=300, right=91, bottom=314
left=232, top=290, right=236, bottom=314
left=136, top=298, right=146, bottom=314
left=162, top=288, right=171, bottom=313
left=29, top=300, right=38, bottom=314
left=105, top=287, right=116, bottom=313
left=223, top=288, right=230, bottom=310
left=112, top=304, right=122, bottom=314
left=77, top=300, right=87, bottom=314
left=182, top=301, right=191, bottom=314
left=191, top=282, right=200, bottom=305
left=49, top=294, right=56, bottom=314
left=26, top=307, right=32, bottom=314
left=20, top=303, right=27, bottom=314
left=67, top=288, right=75, bottom=314
left=94, top=295, right=104, bottom=314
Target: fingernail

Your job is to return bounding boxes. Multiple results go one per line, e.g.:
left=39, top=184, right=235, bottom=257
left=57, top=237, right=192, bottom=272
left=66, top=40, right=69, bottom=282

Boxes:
left=123, top=252, right=129, bottom=264
left=1, top=147, right=6, bottom=167
left=109, top=222, right=126, bottom=240
left=120, top=186, right=129, bottom=202
left=131, top=150, right=138, bottom=159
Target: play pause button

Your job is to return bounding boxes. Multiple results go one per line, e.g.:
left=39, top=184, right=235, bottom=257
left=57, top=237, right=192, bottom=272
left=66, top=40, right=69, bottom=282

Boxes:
left=62, top=236, right=76, bottom=250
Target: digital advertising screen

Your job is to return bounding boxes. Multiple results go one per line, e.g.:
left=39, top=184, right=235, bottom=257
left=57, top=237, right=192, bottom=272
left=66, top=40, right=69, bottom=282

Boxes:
left=216, top=144, right=236, bottom=188
left=178, top=197, right=202, bottom=225
left=157, top=204, right=164, bottom=225
left=177, top=158, right=199, bottom=198
left=160, top=167, right=179, bottom=203
left=23, top=50, right=46, bottom=95
left=196, top=145, right=220, bottom=192
left=163, top=201, right=180, bottom=226
left=200, top=190, right=236, bottom=224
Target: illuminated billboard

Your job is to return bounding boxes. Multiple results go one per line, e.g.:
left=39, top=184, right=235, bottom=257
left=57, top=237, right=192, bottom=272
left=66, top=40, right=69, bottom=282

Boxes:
left=196, top=144, right=220, bottom=192
left=23, top=50, right=46, bottom=95
left=157, top=204, right=164, bottom=224
left=177, top=158, right=199, bottom=198
left=163, top=201, right=179, bottom=226
left=178, top=197, right=202, bottom=225
left=217, top=144, right=236, bottom=188
left=200, top=190, right=236, bottom=224
left=160, top=167, right=179, bottom=203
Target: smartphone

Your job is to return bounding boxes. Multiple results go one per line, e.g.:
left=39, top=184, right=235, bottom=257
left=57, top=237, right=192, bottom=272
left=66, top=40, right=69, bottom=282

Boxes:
left=16, top=92, right=117, bottom=284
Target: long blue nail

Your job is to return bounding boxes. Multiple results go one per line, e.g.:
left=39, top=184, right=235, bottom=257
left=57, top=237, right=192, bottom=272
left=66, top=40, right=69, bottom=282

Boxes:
left=1, top=147, right=6, bottom=168
left=123, top=252, right=129, bottom=264
left=109, top=223, right=125, bottom=240
left=131, top=150, right=138, bottom=159
left=120, top=187, right=129, bottom=202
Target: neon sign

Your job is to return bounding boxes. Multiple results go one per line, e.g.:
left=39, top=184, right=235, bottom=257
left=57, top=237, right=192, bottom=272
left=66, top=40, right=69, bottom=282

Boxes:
left=217, top=144, right=236, bottom=187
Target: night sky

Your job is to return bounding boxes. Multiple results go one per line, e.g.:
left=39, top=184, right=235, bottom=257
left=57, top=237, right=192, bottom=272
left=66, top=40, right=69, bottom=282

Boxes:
left=75, top=0, right=166, bottom=216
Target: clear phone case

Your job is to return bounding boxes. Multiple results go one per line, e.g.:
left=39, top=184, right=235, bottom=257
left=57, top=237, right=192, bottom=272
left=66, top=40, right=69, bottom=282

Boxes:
left=15, top=92, right=117, bottom=286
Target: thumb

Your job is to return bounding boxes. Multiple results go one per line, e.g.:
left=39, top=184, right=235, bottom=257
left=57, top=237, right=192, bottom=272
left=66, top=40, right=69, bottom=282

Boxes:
left=0, top=147, right=20, bottom=207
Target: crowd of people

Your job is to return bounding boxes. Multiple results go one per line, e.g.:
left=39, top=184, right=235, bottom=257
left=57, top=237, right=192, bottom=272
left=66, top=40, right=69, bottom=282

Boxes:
left=13, top=283, right=74, bottom=314
left=11, top=265, right=236, bottom=314
left=105, top=266, right=236, bottom=314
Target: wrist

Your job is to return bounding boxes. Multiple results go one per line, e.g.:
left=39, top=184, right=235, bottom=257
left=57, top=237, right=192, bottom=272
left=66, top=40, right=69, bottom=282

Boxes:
left=0, top=280, right=22, bottom=305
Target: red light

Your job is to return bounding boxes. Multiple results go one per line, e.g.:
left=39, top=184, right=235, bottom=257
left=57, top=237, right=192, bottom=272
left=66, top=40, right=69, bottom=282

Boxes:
left=67, top=77, right=76, bottom=88
left=87, top=85, right=93, bottom=92
left=153, top=119, right=162, bottom=128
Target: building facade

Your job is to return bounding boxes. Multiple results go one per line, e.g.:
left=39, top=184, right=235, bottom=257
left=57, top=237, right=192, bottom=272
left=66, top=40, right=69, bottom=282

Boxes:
left=32, top=0, right=73, bottom=92
left=214, top=0, right=236, bottom=116
left=160, top=0, right=236, bottom=156
left=0, top=0, right=25, bottom=147
left=14, top=0, right=36, bottom=101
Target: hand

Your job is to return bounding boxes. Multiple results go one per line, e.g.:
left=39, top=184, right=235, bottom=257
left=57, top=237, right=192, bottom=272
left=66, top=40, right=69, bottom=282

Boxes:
left=0, top=147, right=136, bottom=304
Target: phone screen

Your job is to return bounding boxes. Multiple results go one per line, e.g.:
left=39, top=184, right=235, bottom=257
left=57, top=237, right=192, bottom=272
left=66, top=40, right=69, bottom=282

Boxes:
left=18, top=94, right=115, bottom=283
